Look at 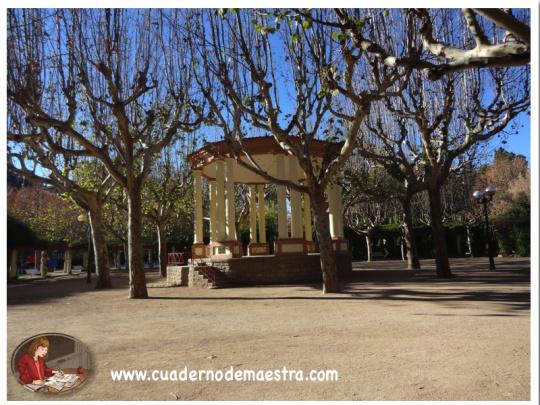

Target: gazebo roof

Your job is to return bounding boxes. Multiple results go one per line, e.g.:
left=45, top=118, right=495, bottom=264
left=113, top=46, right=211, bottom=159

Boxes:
left=187, top=136, right=337, bottom=184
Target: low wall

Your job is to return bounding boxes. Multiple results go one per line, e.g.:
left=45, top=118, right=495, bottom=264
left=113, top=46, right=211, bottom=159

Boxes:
left=207, top=252, right=352, bottom=286
left=166, top=265, right=190, bottom=286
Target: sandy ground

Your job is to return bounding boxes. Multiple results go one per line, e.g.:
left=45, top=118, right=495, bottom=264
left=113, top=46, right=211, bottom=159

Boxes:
left=7, top=257, right=530, bottom=401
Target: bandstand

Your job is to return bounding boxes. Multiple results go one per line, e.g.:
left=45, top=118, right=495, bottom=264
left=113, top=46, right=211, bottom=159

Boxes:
left=176, top=136, right=351, bottom=288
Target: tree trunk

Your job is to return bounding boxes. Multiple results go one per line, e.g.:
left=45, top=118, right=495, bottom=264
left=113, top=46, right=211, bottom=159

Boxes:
left=9, top=249, right=18, bottom=280
left=63, top=250, right=73, bottom=274
left=456, top=233, right=463, bottom=256
left=401, top=195, right=421, bottom=270
left=113, top=249, right=117, bottom=269
left=310, top=190, right=340, bottom=293
left=40, top=250, right=46, bottom=278
left=68, top=250, right=73, bottom=274
left=157, top=223, right=168, bottom=278
left=235, top=222, right=241, bottom=244
left=365, top=234, right=372, bottom=262
left=465, top=224, right=474, bottom=257
left=85, top=227, right=94, bottom=284
left=428, top=186, right=452, bottom=278
left=127, top=185, right=148, bottom=298
left=123, top=242, right=129, bottom=273
left=88, top=207, right=112, bottom=289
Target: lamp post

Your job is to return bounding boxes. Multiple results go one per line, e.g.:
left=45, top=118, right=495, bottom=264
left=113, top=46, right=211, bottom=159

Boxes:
left=472, top=186, right=496, bottom=271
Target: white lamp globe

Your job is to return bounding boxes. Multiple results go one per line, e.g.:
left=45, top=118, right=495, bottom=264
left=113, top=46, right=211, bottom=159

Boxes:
left=472, top=190, right=484, bottom=200
left=484, top=186, right=496, bottom=197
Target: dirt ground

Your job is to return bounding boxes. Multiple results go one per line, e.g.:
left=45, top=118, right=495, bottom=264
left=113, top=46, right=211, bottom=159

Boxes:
left=7, top=257, right=530, bottom=401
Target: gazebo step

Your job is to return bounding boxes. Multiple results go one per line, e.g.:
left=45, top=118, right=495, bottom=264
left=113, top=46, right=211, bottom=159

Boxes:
left=192, top=265, right=231, bottom=289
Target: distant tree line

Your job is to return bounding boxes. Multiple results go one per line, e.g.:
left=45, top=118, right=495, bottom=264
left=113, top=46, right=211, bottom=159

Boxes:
left=342, top=148, right=530, bottom=261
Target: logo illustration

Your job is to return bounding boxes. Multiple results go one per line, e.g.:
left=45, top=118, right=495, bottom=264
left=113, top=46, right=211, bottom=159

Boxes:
left=11, top=333, right=91, bottom=393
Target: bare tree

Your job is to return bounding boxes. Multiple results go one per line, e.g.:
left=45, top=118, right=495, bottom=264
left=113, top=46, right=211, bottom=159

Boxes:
left=357, top=62, right=528, bottom=276
left=103, top=187, right=130, bottom=272
left=295, top=8, right=529, bottom=271
left=343, top=151, right=423, bottom=269
left=342, top=158, right=401, bottom=262
left=186, top=9, right=408, bottom=293
left=7, top=9, right=203, bottom=298
left=7, top=12, right=114, bottom=289
left=143, top=142, right=192, bottom=278
left=328, top=8, right=530, bottom=80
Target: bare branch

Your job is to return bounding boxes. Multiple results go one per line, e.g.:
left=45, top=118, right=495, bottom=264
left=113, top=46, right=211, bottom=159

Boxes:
left=473, top=8, right=530, bottom=45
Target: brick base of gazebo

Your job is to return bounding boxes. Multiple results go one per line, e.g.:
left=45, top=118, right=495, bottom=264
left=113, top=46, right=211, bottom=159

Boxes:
left=168, top=251, right=352, bottom=288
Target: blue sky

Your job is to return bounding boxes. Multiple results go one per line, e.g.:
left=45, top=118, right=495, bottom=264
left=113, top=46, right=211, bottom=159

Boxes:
left=500, top=113, right=531, bottom=163
left=475, top=109, right=531, bottom=167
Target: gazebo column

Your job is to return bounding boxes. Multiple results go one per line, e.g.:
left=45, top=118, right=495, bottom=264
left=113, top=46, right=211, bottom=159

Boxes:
left=328, top=183, right=338, bottom=238
left=249, top=185, right=257, bottom=242
left=276, top=155, right=306, bottom=255
left=225, top=158, right=236, bottom=241
left=289, top=157, right=303, bottom=239
left=303, top=193, right=316, bottom=253
left=257, top=185, right=266, bottom=244
left=209, top=180, right=218, bottom=243
left=248, top=184, right=269, bottom=256
left=192, top=169, right=206, bottom=259
left=328, top=182, right=348, bottom=252
left=335, top=184, right=345, bottom=238
left=275, top=154, right=288, bottom=240
left=216, top=160, right=226, bottom=241
left=210, top=159, right=241, bottom=258
left=213, top=157, right=241, bottom=258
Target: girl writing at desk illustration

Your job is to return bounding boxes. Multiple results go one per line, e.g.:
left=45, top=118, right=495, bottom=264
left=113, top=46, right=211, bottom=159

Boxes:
left=17, top=337, right=62, bottom=385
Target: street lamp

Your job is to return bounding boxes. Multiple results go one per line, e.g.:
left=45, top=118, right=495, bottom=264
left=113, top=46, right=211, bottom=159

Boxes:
left=473, top=186, right=497, bottom=271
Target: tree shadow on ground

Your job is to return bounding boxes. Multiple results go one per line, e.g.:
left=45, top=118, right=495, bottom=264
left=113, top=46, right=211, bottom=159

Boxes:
left=146, top=265, right=530, bottom=316
left=145, top=286, right=529, bottom=315
left=8, top=260, right=529, bottom=317
left=7, top=272, right=135, bottom=306
left=346, top=268, right=529, bottom=286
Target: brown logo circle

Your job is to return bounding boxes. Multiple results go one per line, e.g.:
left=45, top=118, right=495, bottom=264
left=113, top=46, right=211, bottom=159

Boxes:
left=11, top=333, right=91, bottom=394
